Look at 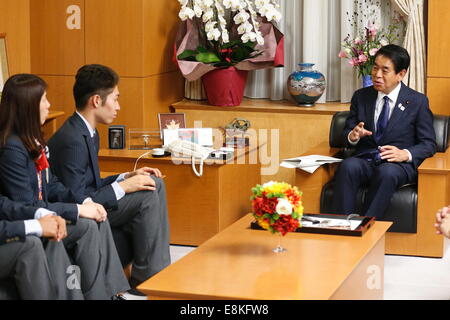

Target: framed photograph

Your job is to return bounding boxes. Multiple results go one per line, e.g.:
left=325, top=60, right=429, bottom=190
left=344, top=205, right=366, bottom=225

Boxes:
left=108, top=125, right=126, bottom=149
left=158, top=113, right=186, bottom=136
left=0, top=34, right=9, bottom=94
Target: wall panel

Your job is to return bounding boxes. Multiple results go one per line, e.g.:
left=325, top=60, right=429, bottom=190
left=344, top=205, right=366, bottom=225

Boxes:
left=30, top=0, right=185, bottom=143
left=427, top=78, right=450, bottom=115
left=30, top=0, right=85, bottom=75
left=85, top=0, right=144, bottom=77
left=427, top=0, right=450, bottom=116
left=143, top=71, right=185, bottom=129
left=0, top=0, right=30, bottom=74
left=427, top=0, right=450, bottom=78
left=39, top=75, right=76, bottom=128
left=143, top=0, right=181, bottom=76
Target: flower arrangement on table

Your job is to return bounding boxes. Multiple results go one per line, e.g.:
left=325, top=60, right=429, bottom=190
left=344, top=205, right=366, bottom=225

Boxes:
left=251, top=181, right=303, bottom=236
left=339, top=23, right=401, bottom=82
left=174, top=0, right=284, bottom=106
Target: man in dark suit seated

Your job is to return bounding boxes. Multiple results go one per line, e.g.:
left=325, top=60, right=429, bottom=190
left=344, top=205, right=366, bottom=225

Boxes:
left=332, top=44, right=437, bottom=219
left=0, top=195, right=84, bottom=300
left=48, top=64, right=171, bottom=294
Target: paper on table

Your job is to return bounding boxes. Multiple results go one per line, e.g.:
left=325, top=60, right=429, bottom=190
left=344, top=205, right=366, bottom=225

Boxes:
left=280, top=155, right=342, bottom=174
left=301, top=217, right=362, bottom=230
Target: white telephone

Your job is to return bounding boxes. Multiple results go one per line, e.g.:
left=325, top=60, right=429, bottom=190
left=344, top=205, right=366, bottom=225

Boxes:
left=166, top=140, right=214, bottom=177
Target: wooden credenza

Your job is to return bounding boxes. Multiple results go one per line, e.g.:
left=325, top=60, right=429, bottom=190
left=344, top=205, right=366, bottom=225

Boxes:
left=98, top=148, right=260, bottom=246
left=172, top=99, right=349, bottom=186
left=428, top=0, right=450, bottom=116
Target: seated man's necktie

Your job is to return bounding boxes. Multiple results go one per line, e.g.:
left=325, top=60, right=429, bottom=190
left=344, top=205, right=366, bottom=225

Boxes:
left=375, top=95, right=390, bottom=142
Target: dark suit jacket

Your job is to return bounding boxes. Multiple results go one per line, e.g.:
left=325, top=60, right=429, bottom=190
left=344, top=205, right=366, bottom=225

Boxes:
left=0, top=134, right=81, bottom=223
left=48, top=113, right=119, bottom=210
left=344, top=83, right=437, bottom=181
left=0, top=195, right=43, bottom=244
left=0, top=220, right=25, bottom=245
left=0, top=194, right=38, bottom=222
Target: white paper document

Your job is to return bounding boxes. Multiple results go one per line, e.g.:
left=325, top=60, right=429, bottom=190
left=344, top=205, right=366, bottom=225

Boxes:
left=280, top=155, right=342, bottom=174
left=301, top=216, right=362, bottom=230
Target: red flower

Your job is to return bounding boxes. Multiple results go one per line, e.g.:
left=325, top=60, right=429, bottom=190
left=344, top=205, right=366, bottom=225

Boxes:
left=272, top=215, right=299, bottom=236
left=252, top=195, right=278, bottom=216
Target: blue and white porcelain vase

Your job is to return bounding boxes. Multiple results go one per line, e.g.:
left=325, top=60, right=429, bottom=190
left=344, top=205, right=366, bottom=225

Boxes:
left=287, top=63, right=326, bottom=107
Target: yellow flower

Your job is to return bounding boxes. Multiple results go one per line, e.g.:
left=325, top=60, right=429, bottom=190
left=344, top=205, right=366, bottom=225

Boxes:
left=294, top=203, right=304, bottom=214
left=257, top=217, right=270, bottom=230
left=262, top=181, right=291, bottom=195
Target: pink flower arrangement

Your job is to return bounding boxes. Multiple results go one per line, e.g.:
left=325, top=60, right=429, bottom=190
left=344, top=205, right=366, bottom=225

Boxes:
left=339, top=23, right=400, bottom=77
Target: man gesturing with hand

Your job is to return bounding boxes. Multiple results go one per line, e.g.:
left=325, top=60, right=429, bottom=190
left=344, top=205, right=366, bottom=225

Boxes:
left=348, top=122, right=373, bottom=142
left=332, top=45, right=436, bottom=219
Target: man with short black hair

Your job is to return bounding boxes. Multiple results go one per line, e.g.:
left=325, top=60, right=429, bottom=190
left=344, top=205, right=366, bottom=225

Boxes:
left=332, top=44, right=436, bottom=218
left=48, top=64, right=171, bottom=294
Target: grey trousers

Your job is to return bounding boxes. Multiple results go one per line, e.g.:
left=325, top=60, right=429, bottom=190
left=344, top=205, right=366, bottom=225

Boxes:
left=63, top=218, right=130, bottom=299
left=45, top=240, right=84, bottom=300
left=0, top=237, right=84, bottom=300
left=108, top=177, right=171, bottom=288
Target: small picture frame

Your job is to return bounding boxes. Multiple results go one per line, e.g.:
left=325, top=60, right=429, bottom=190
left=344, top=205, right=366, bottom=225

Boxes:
left=0, top=33, right=10, bottom=94
left=108, top=125, right=125, bottom=149
left=158, top=113, right=186, bottom=137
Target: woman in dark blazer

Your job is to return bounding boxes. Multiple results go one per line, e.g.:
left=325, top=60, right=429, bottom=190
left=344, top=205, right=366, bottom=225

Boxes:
left=0, top=74, right=130, bottom=300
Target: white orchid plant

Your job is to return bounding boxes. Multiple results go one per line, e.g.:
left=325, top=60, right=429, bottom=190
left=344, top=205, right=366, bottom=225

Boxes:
left=177, top=0, right=282, bottom=67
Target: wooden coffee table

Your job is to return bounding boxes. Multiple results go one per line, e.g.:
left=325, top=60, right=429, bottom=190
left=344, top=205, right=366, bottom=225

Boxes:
left=138, top=214, right=391, bottom=300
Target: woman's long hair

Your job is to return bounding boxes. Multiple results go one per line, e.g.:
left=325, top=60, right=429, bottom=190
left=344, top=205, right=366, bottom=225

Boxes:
left=0, top=74, right=47, bottom=159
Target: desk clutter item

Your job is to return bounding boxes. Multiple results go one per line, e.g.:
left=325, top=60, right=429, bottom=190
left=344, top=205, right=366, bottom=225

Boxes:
left=251, top=213, right=375, bottom=237
left=223, top=118, right=251, bottom=147
left=208, top=149, right=234, bottom=161
left=108, top=125, right=126, bottom=149
left=151, top=148, right=171, bottom=158
left=128, top=129, right=162, bottom=150
left=163, top=128, right=213, bottom=147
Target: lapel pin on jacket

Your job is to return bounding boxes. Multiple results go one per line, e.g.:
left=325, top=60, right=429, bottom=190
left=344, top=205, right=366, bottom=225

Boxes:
left=398, top=103, right=405, bottom=111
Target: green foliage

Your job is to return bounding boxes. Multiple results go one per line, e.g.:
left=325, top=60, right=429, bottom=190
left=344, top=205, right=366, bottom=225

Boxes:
left=177, top=40, right=262, bottom=68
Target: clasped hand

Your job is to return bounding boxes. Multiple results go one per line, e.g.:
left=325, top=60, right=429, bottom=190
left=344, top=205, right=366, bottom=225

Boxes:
left=78, top=202, right=108, bottom=222
left=119, top=167, right=163, bottom=194
left=125, top=167, right=162, bottom=179
left=39, top=215, right=67, bottom=242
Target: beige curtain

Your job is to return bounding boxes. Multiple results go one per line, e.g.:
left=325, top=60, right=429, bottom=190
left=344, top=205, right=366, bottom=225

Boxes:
left=390, top=0, right=426, bottom=93
left=184, top=0, right=355, bottom=103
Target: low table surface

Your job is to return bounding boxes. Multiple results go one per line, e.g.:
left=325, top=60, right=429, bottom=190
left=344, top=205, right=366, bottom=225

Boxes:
left=138, top=214, right=391, bottom=300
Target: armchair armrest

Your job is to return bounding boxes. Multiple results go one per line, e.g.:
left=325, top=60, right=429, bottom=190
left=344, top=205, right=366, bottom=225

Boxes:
left=295, top=141, right=341, bottom=213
